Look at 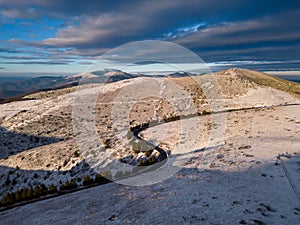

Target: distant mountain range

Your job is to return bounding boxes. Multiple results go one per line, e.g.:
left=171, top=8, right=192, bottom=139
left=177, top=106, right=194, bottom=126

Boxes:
left=0, top=69, right=299, bottom=103
left=0, top=70, right=143, bottom=102
left=0, top=76, right=80, bottom=103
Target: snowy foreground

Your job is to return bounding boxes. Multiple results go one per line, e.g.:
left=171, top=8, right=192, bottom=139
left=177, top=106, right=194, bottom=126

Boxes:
left=0, top=105, right=299, bottom=225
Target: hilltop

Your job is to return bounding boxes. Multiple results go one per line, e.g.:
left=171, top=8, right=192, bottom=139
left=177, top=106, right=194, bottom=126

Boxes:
left=215, top=68, right=300, bottom=97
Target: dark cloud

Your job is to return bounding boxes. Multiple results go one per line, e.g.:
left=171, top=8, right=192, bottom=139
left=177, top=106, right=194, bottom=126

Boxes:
left=132, top=61, right=165, bottom=65
left=1, top=60, right=72, bottom=65
left=1, top=0, right=299, bottom=21
left=77, top=61, right=93, bottom=65
left=1, top=0, right=300, bottom=70
left=0, top=47, right=20, bottom=53
left=0, top=45, right=49, bottom=58
left=200, top=45, right=300, bottom=63
left=0, top=0, right=138, bottom=19
left=0, top=55, right=41, bottom=60
left=174, top=10, right=300, bottom=48
left=42, top=1, right=299, bottom=49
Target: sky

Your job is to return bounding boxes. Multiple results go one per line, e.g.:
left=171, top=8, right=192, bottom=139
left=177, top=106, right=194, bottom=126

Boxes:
left=0, top=0, right=300, bottom=76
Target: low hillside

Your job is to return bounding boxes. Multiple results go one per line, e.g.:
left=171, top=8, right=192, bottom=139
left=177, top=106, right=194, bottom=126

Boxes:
left=0, top=68, right=299, bottom=224
left=0, top=68, right=299, bottom=211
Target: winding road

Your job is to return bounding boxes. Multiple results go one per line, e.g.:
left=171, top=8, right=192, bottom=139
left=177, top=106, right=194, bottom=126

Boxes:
left=1, top=103, right=300, bottom=212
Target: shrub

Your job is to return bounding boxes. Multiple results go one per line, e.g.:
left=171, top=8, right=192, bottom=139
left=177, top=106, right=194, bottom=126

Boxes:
left=40, top=183, right=47, bottom=194
left=60, top=180, right=70, bottom=191
left=32, top=186, right=42, bottom=197
left=145, top=149, right=153, bottom=157
left=83, top=175, right=93, bottom=186
left=95, top=173, right=108, bottom=183
left=104, top=139, right=111, bottom=148
left=69, top=179, right=78, bottom=189
left=73, top=150, right=80, bottom=157
left=138, top=160, right=146, bottom=166
left=0, top=183, right=60, bottom=207
left=202, top=110, right=210, bottom=115
left=21, top=187, right=32, bottom=200
left=14, top=190, right=22, bottom=201
left=138, top=155, right=156, bottom=166
left=48, top=184, right=57, bottom=194
left=147, top=155, right=156, bottom=165
left=63, top=159, right=68, bottom=167
left=59, top=179, right=77, bottom=191
left=1, top=192, right=15, bottom=205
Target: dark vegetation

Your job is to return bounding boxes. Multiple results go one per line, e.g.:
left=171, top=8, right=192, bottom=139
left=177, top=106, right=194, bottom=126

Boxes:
left=0, top=173, right=109, bottom=208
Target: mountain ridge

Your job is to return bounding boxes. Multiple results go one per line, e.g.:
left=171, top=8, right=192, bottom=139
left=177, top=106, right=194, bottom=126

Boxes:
left=1, top=68, right=300, bottom=103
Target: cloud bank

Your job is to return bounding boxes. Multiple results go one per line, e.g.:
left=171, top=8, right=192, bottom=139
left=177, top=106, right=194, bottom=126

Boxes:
left=0, top=0, right=299, bottom=73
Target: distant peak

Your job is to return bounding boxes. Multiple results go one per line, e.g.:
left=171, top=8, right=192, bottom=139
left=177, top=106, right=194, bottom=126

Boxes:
left=103, top=68, right=123, bottom=73
left=92, top=69, right=128, bottom=76
left=167, top=71, right=193, bottom=77
left=214, top=68, right=253, bottom=76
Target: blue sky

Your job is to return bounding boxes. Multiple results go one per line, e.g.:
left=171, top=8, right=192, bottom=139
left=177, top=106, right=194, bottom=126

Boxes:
left=0, top=0, right=300, bottom=75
